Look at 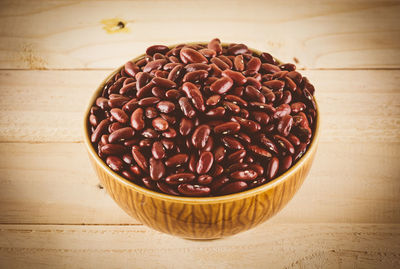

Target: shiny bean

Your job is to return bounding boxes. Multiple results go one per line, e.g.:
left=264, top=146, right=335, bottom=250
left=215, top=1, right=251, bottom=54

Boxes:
left=165, top=154, right=189, bottom=167
left=191, top=124, right=211, bottom=149
left=210, top=77, right=234, bottom=94
left=149, top=157, right=165, bottom=180
left=178, top=184, right=211, bottom=197
left=196, top=151, right=214, bottom=174
left=219, top=181, right=248, bottom=195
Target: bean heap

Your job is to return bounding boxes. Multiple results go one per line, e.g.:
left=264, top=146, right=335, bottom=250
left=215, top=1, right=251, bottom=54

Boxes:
left=88, top=39, right=317, bottom=197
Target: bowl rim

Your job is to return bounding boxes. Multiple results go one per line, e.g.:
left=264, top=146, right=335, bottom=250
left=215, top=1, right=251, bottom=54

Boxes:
left=83, top=42, right=320, bottom=204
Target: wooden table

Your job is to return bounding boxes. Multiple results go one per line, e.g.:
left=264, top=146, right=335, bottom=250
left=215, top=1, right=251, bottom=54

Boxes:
left=0, top=1, right=399, bottom=268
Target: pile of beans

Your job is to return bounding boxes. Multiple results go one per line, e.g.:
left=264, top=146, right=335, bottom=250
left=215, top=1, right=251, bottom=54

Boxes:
left=88, top=39, right=317, bottom=197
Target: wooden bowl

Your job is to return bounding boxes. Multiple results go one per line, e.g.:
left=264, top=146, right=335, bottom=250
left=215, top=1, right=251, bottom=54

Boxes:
left=83, top=44, right=320, bottom=239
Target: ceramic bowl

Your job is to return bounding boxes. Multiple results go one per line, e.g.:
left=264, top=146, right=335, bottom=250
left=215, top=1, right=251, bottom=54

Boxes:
left=83, top=43, right=319, bottom=239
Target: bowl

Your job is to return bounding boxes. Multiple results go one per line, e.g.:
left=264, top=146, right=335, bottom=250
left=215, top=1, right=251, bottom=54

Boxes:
left=83, top=43, right=320, bottom=239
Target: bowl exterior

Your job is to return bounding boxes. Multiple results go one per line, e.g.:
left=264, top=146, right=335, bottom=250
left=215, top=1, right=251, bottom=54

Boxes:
left=87, top=140, right=317, bottom=239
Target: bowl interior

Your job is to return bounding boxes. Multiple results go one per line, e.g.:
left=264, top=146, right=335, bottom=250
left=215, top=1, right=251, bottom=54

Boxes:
left=83, top=43, right=320, bottom=204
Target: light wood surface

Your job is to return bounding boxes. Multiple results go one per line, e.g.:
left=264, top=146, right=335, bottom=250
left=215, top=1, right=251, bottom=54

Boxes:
left=0, top=0, right=399, bottom=267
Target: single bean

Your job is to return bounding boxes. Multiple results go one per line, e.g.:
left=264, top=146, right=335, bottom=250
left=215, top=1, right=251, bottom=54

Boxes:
left=178, top=184, right=211, bottom=197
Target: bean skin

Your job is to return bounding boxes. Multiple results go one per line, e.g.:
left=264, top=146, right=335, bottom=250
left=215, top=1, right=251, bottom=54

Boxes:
left=192, top=125, right=211, bottom=149
left=91, top=118, right=110, bottom=143
left=157, top=181, right=180, bottom=196
left=178, top=184, right=211, bottom=197
left=106, top=156, right=124, bottom=172
left=266, top=157, right=279, bottom=179
left=151, top=141, right=166, bottom=160
left=230, top=170, right=258, bottom=181
left=108, top=127, right=135, bottom=143
left=196, top=151, right=214, bottom=174
left=131, top=108, right=145, bottom=130
left=165, top=154, right=189, bottom=167
left=222, top=70, right=247, bottom=86
left=101, top=144, right=126, bottom=155
left=165, top=173, right=196, bottom=185
left=214, top=122, right=241, bottom=134
left=219, top=181, right=248, bottom=195
left=131, top=146, right=148, bottom=171
left=149, top=157, right=165, bottom=180
left=180, top=48, right=208, bottom=64
left=210, top=77, right=234, bottom=94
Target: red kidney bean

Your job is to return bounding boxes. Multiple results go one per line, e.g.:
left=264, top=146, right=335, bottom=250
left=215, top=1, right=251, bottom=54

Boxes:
left=206, top=94, right=221, bottom=106
left=151, top=141, right=166, bottom=160
left=221, top=136, right=243, bottom=150
left=294, top=142, right=307, bottom=161
left=246, top=57, right=261, bottom=72
left=165, top=173, right=196, bottom=185
left=106, top=156, right=124, bottom=172
left=248, top=164, right=264, bottom=176
left=110, top=108, right=128, bottom=124
left=143, top=59, right=167, bottom=73
left=280, top=155, right=292, bottom=173
left=227, top=149, right=247, bottom=162
left=273, top=135, right=295, bottom=155
left=198, top=175, right=213, bottom=185
left=227, top=44, right=250, bottom=55
left=191, top=124, right=211, bottom=149
left=152, top=77, right=176, bottom=89
left=165, top=153, right=189, bottom=167
left=244, top=85, right=266, bottom=103
left=222, top=70, right=247, bottom=86
left=89, top=39, right=317, bottom=197
left=124, top=61, right=140, bottom=77
left=277, top=115, right=293, bottom=137
left=108, top=97, right=129, bottom=108
left=157, top=181, right=179, bottom=195
left=214, top=121, right=241, bottom=134
left=266, top=157, right=279, bottom=179
left=138, top=97, right=160, bottom=107
left=130, top=108, right=145, bottom=130
left=211, top=57, right=230, bottom=70
left=91, top=118, right=110, bottom=143
left=196, top=151, right=214, bottom=174
left=152, top=117, right=169, bottom=131
left=131, top=146, right=148, bottom=172
left=180, top=48, right=208, bottom=64
left=146, top=45, right=169, bottom=56
left=178, top=97, right=196, bottom=118
left=178, top=184, right=211, bottom=197
left=230, top=169, right=258, bottom=181
left=182, top=82, right=205, bottom=112
left=89, top=114, right=99, bottom=126
left=182, top=70, right=209, bottom=83
left=259, top=134, right=279, bottom=154
left=234, top=55, right=245, bottom=71
left=287, top=133, right=300, bottom=147
left=225, top=95, right=247, bottom=107
left=162, top=127, right=177, bottom=138
left=210, top=77, right=234, bottom=94
left=108, top=122, right=124, bottom=134
left=108, top=127, right=135, bottom=143
left=261, top=63, right=281, bottom=74
left=101, top=144, right=126, bottom=155
left=223, top=101, right=240, bottom=114
left=145, top=107, right=158, bottom=119
left=233, top=132, right=251, bottom=144
left=149, top=157, right=165, bottom=181
left=219, top=181, right=248, bottom=195
left=208, top=38, right=222, bottom=55
left=206, top=106, right=225, bottom=118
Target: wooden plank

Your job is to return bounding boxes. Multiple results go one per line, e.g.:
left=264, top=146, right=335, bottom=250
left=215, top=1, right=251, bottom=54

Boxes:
left=0, top=69, right=399, bottom=143
left=0, top=0, right=399, bottom=69
left=0, top=224, right=399, bottom=268
left=0, top=141, right=399, bottom=224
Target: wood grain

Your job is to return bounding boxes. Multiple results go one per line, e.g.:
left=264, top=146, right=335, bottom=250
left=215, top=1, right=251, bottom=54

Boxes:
left=0, top=141, right=399, bottom=225
left=0, top=0, right=399, bottom=69
left=0, top=223, right=399, bottom=269
left=0, top=69, right=399, bottom=143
